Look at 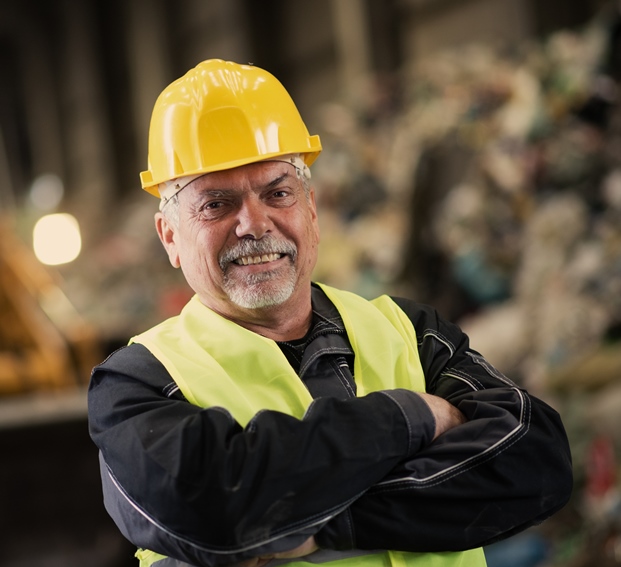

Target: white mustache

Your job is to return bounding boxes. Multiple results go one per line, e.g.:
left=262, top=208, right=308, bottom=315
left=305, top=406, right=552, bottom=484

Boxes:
left=219, top=237, right=297, bottom=270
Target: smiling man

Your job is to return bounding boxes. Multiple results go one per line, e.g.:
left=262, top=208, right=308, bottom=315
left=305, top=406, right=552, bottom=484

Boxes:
left=155, top=158, right=320, bottom=340
left=88, top=60, right=572, bottom=567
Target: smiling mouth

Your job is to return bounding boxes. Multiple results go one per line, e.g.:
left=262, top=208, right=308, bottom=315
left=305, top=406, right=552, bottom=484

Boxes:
left=220, top=237, right=297, bottom=271
left=233, top=253, right=284, bottom=266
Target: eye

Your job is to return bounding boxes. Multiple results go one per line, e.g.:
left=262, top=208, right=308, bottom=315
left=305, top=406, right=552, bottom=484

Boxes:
left=197, top=198, right=235, bottom=219
left=265, top=188, right=298, bottom=207
left=204, top=200, right=225, bottom=209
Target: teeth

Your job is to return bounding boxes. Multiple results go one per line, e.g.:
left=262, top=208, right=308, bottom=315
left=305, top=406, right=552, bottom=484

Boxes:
left=235, top=253, right=281, bottom=266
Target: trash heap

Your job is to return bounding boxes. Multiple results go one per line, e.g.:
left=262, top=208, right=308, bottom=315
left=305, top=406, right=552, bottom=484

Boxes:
left=54, top=6, right=621, bottom=564
left=311, top=7, right=621, bottom=566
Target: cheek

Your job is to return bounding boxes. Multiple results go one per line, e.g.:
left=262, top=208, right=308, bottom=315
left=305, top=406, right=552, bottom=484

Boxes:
left=303, top=224, right=320, bottom=269
left=313, top=221, right=320, bottom=245
left=176, top=231, right=219, bottom=279
left=309, top=216, right=321, bottom=250
left=178, top=250, right=221, bottom=297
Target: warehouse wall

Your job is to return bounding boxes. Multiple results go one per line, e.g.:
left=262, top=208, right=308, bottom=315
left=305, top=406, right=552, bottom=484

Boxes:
left=401, top=0, right=534, bottom=60
left=0, top=0, right=601, bottom=217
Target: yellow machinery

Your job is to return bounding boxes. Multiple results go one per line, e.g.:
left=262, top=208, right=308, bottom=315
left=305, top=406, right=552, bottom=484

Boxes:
left=0, top=218, right=100, bottom=396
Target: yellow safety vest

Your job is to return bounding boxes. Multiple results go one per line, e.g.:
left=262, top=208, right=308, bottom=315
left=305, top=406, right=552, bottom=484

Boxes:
left=132, top=283, right=486, bottom=567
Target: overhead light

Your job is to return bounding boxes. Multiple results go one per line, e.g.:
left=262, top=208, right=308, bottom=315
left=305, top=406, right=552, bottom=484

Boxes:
left=29, top=173, right=64, bottom=211
left=33, top=213, right=82, bottom=265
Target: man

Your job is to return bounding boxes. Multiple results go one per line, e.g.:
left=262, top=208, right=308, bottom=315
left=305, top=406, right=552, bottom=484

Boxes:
left=88, top=59, right=572, bottom=567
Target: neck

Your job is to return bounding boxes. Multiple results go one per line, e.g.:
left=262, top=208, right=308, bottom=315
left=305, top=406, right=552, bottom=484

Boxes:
left=237, top=307, right=312, bottom=342
left=200, top=292, right=313, bottom=342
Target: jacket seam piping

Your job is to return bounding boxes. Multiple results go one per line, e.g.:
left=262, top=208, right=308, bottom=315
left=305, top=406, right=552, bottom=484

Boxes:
left=466, top=350, right=518, bottom=386
left=374, top=388, right=530, bottom=490
left=419, top=330, right=455, bottom=356
left=329, top=356, right=356, bottom=398
left=441, top=369, right=483, bottom=391
left=104, top=462, right=358, bottom=554
left=299, top=346, right=353, bottom=378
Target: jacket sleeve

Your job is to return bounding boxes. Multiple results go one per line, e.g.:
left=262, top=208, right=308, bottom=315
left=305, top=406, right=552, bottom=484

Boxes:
left=316, top=298, right=573, bottom=553
left=87, top=343, right=436, bottom=566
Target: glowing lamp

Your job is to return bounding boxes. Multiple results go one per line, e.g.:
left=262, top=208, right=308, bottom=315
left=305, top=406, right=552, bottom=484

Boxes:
left=33, top=213, right=82, bottom=265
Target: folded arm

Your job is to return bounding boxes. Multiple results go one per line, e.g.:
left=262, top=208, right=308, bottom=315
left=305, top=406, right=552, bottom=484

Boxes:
left=316, top=299, right=573, bottom=552
left=88, top=344, right=436, bottom=566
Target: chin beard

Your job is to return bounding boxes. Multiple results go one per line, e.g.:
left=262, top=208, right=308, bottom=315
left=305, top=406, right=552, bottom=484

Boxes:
left=223, top=270, right=296, bottom=309
left=219, top=236, right=299, bottom=309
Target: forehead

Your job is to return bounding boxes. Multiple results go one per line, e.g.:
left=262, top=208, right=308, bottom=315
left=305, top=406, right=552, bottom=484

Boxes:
left=189, top=161, right=297, bottom=193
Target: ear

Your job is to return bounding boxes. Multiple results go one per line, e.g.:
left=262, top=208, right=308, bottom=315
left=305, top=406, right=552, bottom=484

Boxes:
left=155, top=212, right=181, bottom=268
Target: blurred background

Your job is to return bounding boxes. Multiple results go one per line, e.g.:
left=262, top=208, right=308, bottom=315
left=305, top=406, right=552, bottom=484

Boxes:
left=1, top=0, right=621, bottom=565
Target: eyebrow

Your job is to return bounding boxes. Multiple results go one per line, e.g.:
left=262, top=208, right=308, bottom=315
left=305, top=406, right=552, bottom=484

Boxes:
left=266, top=172, right=290, bottom=188
left=195, top=188, right=231, bottom=199
left=199, top=171, right=293, bottom=195
left=189, top=167, right=296, bottom=205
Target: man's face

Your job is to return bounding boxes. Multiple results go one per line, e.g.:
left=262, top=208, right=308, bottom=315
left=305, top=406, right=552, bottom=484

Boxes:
left=156, top=160, right=320, bottom=321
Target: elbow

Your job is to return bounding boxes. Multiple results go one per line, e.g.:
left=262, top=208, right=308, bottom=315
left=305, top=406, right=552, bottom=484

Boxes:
left=540, top=453, right=574, bottom=518
left=518, top=431, right=573, bottom=527
left=525, top=398, right=574, bottom=519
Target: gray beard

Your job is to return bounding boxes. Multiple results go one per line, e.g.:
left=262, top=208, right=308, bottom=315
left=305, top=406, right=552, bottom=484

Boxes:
left=224, top=270, right=296, bottom=309
left=220, top=236, right=298, bottom=309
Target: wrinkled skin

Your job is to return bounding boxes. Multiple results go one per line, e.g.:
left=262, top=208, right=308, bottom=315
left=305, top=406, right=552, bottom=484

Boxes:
left=156, top=160, right=321, bottom=342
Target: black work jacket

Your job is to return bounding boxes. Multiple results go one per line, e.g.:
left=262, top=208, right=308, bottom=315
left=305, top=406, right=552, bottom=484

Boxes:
left=88, top=285, right=572, bottom=566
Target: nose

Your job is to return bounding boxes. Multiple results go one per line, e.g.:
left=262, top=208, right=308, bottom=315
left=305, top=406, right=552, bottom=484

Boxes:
left=235, top=195, right=274, bottom=240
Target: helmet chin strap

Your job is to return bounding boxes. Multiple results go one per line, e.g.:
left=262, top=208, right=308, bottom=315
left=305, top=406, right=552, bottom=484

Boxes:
left=158, top=155, right=311, bottom=211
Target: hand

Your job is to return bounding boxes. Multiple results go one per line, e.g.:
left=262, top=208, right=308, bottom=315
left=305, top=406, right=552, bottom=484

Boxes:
left=231, top=536, right=318, bottom=566
left=416, top=393, right=466, bottom=440
left=228, top=557, right=272, bottom=567
left=267, top=536, right=318, bottom=560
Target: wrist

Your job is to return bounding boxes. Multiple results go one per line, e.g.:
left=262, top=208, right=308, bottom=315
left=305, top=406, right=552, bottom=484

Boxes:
left=416, top=392, right=466, bottom=439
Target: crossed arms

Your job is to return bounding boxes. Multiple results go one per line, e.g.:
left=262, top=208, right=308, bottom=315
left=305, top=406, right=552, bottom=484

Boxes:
left=88, top=299, right=572, bottom=566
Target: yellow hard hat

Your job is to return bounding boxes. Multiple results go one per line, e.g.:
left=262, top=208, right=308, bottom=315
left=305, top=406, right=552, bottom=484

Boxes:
left=140, top=59, right=322, bottom=197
